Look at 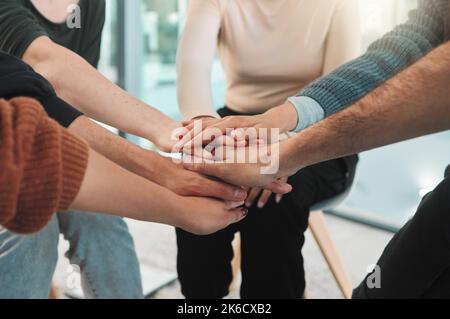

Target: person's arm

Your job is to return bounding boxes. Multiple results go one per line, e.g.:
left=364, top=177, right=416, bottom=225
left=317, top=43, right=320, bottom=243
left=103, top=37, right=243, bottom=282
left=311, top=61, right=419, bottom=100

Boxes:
left=0, top=1, right=177, bottom=149
left=68, top=116, right=254, bottom=201
left=0, top=97, right=248, bottom=235
left=322, top=0, right=362, bottom=75
left=22, top=36, right=179, bottom=151
left=184, top=41, right=450, bottom=187
left=281, top=40, right=450, bottom=175
left=176, top=0, right=222, bottom=120
left=287, top=0, right=362, bottom=132
left=72, top=148, right=248, bottom=236
left=288, top=0, right=448, bottom=131
left=0, top=97, right=88, bottom=234
left=0, top=52, right=248, bottom=201
left=179, top=0, right=363, bottom=146
left=197, top=0, right=448, bottom=135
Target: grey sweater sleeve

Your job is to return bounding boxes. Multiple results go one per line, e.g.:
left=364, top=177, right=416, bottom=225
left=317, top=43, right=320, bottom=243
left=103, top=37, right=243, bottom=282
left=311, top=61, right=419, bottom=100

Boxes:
left=290, top=0, right=449, bottom=132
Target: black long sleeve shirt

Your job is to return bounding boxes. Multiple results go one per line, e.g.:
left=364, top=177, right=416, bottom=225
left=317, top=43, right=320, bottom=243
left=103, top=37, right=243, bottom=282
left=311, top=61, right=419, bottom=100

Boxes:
left=0, top=52, right=82, bottom=127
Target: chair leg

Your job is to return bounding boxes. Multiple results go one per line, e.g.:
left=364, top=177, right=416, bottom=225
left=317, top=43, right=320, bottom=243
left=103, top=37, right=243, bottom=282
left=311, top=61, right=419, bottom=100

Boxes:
left=309, top=211, right=353, bottom=299
left=229, top=232, right=241, bottom=293
left=49, top=283, right=59, bottom=299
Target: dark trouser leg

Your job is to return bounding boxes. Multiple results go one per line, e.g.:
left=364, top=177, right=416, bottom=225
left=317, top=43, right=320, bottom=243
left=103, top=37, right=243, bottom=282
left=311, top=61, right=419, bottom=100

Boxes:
left=353, top=176, right=450, bottom=299
left=422, top=267, right=450, bottom=298
left=240, top=158, right=352, bottom=299
left=176, top=226, right=236, bottom=299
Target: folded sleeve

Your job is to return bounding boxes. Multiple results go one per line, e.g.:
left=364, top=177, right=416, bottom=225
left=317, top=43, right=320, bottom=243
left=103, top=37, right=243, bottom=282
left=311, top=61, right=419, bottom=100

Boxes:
left=0, top=97, right=89, bottom=234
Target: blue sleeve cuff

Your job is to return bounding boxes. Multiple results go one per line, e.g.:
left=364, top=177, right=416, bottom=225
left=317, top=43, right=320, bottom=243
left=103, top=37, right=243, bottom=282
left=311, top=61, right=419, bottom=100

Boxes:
left=288, top=96, right=325, bottom=132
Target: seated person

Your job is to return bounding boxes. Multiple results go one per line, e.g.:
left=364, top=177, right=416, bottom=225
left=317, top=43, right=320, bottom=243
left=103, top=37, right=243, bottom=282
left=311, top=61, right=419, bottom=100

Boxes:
left=0, top=0, right=292, bottom=298
left=175, top=0, right=361, bottom=298
left=183, top=0, right=450, bottom=298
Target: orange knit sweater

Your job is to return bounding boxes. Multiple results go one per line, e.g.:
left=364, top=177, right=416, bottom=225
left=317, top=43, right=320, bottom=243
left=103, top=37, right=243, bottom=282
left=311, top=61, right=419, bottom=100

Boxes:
left=0, top=97, right=88, bottom=234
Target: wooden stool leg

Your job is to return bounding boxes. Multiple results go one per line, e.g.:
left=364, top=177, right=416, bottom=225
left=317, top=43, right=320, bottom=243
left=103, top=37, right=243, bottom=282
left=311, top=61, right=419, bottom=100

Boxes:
left=309, top=211, right=353, bottom=299
left=49, top=283, right=59, bottom=299
left=229, top=232, right=241, bottom=293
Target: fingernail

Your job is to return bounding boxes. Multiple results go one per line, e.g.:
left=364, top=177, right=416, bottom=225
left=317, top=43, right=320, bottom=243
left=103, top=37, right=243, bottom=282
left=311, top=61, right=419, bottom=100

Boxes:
left=241, top=208, right=249, bottom=217
left=276, top=195, right=282, bottom=203
left=257, top=202, right=264, bottom=209
left=245, top=202, right=251, bottom=208
left=234, top=188, right=246, bottom=199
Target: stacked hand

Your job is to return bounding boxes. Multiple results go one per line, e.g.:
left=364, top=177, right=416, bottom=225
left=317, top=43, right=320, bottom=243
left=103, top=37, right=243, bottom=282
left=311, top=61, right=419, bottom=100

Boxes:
left=145, top=102, right=299, bottom=235
left=132, top=149, right=292, bottom=234
left=174, top=102, right=300, bottom=207
left=175, top=102, right=298, bottom=153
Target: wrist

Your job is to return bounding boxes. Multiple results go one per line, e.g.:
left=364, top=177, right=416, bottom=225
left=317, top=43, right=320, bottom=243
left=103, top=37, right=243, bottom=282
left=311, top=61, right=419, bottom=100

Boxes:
left=167, top=195, right=190, bottom=229
left=127, top=147, right=163, bottom=183
left=277, top=140, right=303, bottom=178
left=145, top=186, right=186, bottom=227
left=146, top=116, right=175, bottom=143
left=263, top=102, right=298, bottom=133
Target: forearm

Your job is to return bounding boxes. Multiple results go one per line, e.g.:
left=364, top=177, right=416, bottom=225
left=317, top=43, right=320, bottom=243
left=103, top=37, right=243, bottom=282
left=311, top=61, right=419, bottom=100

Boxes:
left=71, top=148, right=183, bottom=227
left=288, top=0, right=447, bottom=131
left=282, top=42, right=450, bottom=175
left=177, top=63, right=219, bottom=119
left=68, top=116, right=163, bottom=181
left=23, top=37, right=174, bottom=143
left=176, top=0, right=221, bottom=120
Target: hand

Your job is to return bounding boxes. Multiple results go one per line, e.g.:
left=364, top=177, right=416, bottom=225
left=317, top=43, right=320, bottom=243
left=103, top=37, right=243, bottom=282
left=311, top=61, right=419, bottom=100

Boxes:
left=133, top=150, right=248, bottom=202
left=175, top=116, right=227, bottom=154
left=245, top=177, right=289, bottom=208
left=183, top=141, right=298, bottom=190
left=175, top=196, right=249, bottom=235
left=178, top=103, right=298, bottom=150
left=151, top=118, right=186, bottom=153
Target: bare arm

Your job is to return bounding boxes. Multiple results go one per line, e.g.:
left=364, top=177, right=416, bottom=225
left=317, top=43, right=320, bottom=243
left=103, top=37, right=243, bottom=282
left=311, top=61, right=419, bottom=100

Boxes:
left=23, top=36, right=179, bottom=151
left=72, top=148, right=247, bottom=236
left=282, top=41, right=450, bottom=175
left=68, top=116, right=248, bottom=202
left=176, top=0, right=222, bottom=119
left=184, top=42, right=450, bottom=187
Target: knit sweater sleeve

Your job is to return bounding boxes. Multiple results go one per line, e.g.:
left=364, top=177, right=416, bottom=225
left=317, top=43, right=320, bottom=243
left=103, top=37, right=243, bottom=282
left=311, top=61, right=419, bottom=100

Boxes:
left=293, top=0, right=449, bottom=120
left=0, top=97, right=88, bottom=234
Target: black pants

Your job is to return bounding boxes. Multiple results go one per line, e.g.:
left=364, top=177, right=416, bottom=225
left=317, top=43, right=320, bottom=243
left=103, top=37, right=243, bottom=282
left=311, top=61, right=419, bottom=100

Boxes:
left=353, top=170, right=450, bottom=299
left=176, top=107, right=358, bottom=299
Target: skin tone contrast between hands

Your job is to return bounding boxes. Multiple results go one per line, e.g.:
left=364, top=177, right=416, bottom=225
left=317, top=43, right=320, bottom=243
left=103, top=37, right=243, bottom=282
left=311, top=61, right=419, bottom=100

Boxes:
left=20, top=18, right=291, bottom=233
left=176, top=103, right=297, bottom=208
left=181, top=42, right=450, bottom=190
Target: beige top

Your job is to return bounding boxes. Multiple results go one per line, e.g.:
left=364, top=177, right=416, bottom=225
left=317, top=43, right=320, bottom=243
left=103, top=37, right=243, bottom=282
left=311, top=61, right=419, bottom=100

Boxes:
left=177, top=0, right=361, bottom=119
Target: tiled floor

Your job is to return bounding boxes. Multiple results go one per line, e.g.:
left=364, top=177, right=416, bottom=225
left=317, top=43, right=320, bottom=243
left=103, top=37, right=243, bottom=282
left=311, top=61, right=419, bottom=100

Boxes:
left=53, top=214, right=393, bottom=299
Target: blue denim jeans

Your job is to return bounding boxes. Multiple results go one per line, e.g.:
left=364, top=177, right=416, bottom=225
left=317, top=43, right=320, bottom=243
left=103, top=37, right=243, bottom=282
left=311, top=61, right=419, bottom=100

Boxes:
left=0, top=211, right=143, bottom=299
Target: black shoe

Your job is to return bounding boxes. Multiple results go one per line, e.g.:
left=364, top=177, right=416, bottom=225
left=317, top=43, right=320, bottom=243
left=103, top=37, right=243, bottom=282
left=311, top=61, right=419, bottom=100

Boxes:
left=445, top=165, right=450, bottom=178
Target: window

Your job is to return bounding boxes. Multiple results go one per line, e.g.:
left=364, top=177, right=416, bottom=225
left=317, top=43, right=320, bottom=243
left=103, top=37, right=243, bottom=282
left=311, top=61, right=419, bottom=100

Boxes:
left=140, top=0, right=225, bottom=120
